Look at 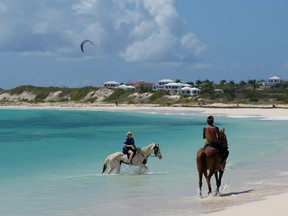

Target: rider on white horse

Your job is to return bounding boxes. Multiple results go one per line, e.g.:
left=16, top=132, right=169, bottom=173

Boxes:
left=122, top=131, right=136, bottom=165
left=102, top=143, right=162, bottom=174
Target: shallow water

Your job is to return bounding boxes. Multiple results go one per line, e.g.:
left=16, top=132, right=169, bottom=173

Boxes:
left=0, top=108, right=287, bottom=215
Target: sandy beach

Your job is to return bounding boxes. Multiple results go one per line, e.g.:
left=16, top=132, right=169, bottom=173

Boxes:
left=205, top=192, right=288, bottom=216
left=2, top=102, right=288, bottom=215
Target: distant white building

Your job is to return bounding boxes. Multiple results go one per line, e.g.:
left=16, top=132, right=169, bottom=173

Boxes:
left=152, top=79, right=174, bottom=91
left=104, top=81, right=120, bottom=88
left=267, top=76, right=281, bottom=86
left=164, top=82, right=185, bottom=95
left=153, top=79, right=200, bottom=96
left=261, top=76, right=282, bottom=88
left=117, top=84, right=136, bottom=91
left=179, top=87, right=201, bottom=96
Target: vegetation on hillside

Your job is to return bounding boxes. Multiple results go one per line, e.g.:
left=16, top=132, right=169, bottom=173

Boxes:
left=4, top=85, right=99, bottom=103
left=189, top=79, right=288, bottom=105
left=1, top=79, right=288, bottom=105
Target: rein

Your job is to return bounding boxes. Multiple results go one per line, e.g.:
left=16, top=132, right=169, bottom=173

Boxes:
left=147, top=153, right=157, bottom=158
left=136, top=148, right=146, bottom=158
left=138, top=145, right=159, bottom=158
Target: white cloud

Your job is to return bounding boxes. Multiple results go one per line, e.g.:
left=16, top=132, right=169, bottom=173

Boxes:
left=0, top=0, right=207, bottom=64
left=181, top=33, right=207, bottom=56
left=72, top=0, right=98, bottom=15
left=121, top=28, right=178, bottom=62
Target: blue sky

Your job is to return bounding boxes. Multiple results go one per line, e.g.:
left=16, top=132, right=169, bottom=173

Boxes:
left=1, top=0, right=288, bottom=89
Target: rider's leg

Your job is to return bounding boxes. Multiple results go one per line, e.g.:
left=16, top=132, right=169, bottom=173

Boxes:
left=224, top=149, right=229, bottom=160
left=128, top=149, right=134, bottom=164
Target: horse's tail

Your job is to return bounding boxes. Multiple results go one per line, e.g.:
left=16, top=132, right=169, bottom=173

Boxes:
left=102, top=156, right=110, bottom=174
left=200, top=151, right=207, bottom=176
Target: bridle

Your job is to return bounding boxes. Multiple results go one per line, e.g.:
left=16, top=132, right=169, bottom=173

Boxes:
left=143, top=144, right=160, bottom=158
left=219, top=130, right=228, bottom=146
left=151, top=144, right=161, bottom=158
left=151, top=144, right=158, bottom=157
left=137, top=144, right=161, bottom=160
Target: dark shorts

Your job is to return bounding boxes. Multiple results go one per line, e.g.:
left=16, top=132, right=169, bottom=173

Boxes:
left=122, top=146, right=133, bottom=154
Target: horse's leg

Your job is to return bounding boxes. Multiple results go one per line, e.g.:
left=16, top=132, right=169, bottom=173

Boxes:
left=198, top=170, right=203, bottom=196
left=115, top=163, right=121, bottom=174
left=206, top=170, right=214, bottom=194
left=217, top=171, right=224, bottom=194
left=108, top=166, right=115, bottom=174
left=214, top=172, right=220, bottom=195
left=138, top=164, right=148, bottom=174
left=107, top=160, right=116, bottom=174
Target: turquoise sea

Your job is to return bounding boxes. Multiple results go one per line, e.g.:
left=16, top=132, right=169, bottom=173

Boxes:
left=0, top=108, right=288, bottom=216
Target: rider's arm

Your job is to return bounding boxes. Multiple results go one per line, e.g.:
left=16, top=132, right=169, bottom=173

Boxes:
left=215, top=126, right=220, bottom=141
left=203, top=127, right=206, bottom=139
left=124, top=142, right=133, bottom=147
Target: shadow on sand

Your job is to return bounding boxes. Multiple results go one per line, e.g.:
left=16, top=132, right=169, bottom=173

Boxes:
left=220, top=189, right=254, bottom=197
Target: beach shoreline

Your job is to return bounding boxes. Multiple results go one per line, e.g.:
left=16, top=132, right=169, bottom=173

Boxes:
left=1, top=102, right=288, bottom=118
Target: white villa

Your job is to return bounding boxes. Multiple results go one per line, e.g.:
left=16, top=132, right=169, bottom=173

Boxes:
left=152, top=79, right=175, bottom=91
left=179, top=87, right=201, bottom=96
left=103, top=81, right=135, bottom=91
left=163, top=82, right=185, bottom=95
left=153, top=79, right=201, bottom=96
left=117, top=84, right=136, bottom=91
left=261, top=76, right=283, bottom=88
left=267, top=76, right=281, bottom=86
left=104, top=81, right=120, bottom=88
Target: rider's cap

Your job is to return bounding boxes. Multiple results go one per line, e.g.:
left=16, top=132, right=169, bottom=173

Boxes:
left=207, top=116, right=214, bottom=120
left=207, top=116, right=214, bottom=123
left=127, top=131, right=133, bottom=135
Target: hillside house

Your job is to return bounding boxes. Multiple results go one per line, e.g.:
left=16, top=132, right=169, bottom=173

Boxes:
left=104, top=81, right=120, bottom=89
left=179, top=87, right=201, bottom=96
left=153, top=79, right=200, bottom=96
left=267, top=76, right=281, bottom=86
left=117, top=84, right=136, bottom=91
left=152, top=79, right=175, bottom=91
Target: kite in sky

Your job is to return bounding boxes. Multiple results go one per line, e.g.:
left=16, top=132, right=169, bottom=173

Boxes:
left=80, top=40, right=94, bottom=52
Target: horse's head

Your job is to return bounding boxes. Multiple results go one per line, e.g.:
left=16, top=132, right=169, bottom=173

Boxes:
left=219, top=128, right=228, bottom=147
left=153, top=144, right=162, bottom=159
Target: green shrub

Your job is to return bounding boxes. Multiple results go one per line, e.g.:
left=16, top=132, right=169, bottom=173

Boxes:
left=149, top=90, right=168, bottom=102
left=104, top=89, right=131, bottom=102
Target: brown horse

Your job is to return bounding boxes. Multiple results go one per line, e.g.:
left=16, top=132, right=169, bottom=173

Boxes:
left=196, top=129, right=228, bottom=196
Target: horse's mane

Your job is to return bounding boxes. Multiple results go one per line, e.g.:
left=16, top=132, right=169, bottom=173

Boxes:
left=140, top=143, right=155, bottom=152
left=219, top=128, right=228, bottom=147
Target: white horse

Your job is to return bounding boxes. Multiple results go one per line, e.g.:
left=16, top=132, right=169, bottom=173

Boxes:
left=102, top=143, right=162, bottom=174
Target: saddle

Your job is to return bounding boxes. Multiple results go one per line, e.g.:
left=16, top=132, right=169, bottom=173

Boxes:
left=124, top=148, right=147, bottom=165
left=205, top=143, right=227, bottom=161
left=205, top=142, right=220, bottom=151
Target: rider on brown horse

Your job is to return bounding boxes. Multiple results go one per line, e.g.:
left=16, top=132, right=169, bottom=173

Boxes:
left=203, top=116, right=229, bottom=161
